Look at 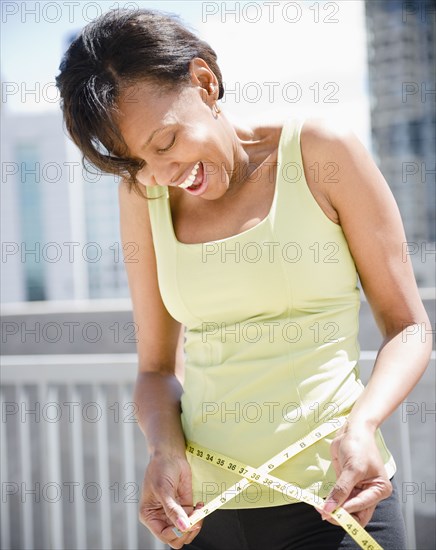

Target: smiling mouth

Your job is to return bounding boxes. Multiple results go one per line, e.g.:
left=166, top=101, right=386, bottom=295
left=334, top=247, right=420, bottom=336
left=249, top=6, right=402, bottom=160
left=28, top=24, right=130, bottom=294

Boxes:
left=178, top=161, right=201, bottom=189
left=177, top=161, right=207, bottom=194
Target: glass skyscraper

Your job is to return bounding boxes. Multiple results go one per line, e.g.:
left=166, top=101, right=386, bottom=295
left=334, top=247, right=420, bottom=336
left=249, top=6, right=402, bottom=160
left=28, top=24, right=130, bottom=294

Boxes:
left=365, top=0, right=435, bottom=269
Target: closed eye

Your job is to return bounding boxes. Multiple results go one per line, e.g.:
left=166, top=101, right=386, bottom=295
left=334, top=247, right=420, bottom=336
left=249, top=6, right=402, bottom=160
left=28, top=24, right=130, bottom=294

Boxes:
left=157, top=134, right=176, bottom=153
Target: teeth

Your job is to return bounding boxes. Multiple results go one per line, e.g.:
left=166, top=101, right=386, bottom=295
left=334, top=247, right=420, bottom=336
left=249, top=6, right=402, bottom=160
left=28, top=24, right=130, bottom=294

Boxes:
left=179, top=162, right=200, bottom=189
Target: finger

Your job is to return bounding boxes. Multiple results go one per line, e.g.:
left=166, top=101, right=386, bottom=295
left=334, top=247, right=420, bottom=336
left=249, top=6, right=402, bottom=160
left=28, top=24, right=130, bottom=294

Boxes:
left=168, top=537, right=184, bottom=550
left=322, top=469, right=358, bottom=516
left=170, top=501, right=205, bottom=540
left=185, top=502, right=205, bottom=533
left=168, top=473, right=196, bottom=531
left=353, top=506, right=376, bottom=528
left=341, top=480, right=391, bottom=514
left=168, top=521, right=202, bottom=548
left=165, top=523, right=200, bottom=548
left=328, top=439, right=345, bottom=488
left=330, top=452, right=341, bottom=480
left=176, top=469, right=195, bottom=506
left=140, top=514, right=174, bottom=541
left=183, top=525, right=202, bottom=545
left=161, top=494, right=192, bottom=533
left=180, top=500, right=204, bottom=516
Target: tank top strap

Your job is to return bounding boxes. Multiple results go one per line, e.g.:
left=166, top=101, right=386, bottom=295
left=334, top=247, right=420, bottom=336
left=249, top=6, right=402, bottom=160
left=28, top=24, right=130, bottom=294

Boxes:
left=144, top=180, right=177, bottom=253
left=275, top=116, right=343, bottom=233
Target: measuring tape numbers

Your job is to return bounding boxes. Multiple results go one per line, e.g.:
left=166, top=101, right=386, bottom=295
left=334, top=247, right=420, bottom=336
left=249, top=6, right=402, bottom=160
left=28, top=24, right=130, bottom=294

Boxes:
left=176, top=415, right=383, bottom=550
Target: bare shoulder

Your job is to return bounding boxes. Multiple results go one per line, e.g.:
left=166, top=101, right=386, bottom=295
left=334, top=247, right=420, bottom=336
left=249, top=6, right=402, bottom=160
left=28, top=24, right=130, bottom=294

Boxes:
left=118, top=178, right=154, bottom=233
left=298, top=116, right=355, bottom=225
left=301, top=116, right=354, bottom=142
left=118, top=177, right=150, bottom=206
left=299, top=115, right=364, bottom=172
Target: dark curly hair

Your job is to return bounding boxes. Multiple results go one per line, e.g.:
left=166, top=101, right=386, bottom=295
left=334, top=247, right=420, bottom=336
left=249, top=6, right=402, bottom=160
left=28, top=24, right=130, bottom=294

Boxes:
left=55, top=8, right=224, bottom=197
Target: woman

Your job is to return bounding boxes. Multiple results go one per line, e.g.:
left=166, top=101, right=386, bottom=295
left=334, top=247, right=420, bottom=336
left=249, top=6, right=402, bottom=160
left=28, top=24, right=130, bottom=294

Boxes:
left=55, top=8, right=432, bottom=550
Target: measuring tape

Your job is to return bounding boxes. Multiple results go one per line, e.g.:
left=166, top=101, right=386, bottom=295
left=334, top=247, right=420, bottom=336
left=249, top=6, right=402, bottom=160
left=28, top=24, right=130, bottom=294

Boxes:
left=175, top=415, right=383, bottom=550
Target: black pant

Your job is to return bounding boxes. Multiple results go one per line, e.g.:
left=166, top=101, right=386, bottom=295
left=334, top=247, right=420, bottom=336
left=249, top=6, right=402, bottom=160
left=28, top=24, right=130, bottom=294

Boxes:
left=181, top=476, right=408, bottom=550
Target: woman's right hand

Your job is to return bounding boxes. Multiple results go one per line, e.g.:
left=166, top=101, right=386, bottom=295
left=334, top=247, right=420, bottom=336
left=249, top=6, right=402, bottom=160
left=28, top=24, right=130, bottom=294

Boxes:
left=139, top=453, right=204, bottom=549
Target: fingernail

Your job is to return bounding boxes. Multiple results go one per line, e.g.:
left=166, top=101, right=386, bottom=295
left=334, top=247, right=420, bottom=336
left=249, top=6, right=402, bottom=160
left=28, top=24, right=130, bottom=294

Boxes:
left=323, top=500, right=337, bottom=514
left=176, top=518, right=189, bottom=531
left=172, top=527, right=183, bottom=538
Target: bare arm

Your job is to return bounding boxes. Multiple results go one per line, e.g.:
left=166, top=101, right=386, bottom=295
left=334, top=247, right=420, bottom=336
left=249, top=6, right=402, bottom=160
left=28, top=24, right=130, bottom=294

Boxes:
left=300, top=117, right=433, bottom=524
left=119, top=179, right=186, bottom=457
left=301, top=117, right=432, bottom=432
left=118, top=179, right=201, bottom=546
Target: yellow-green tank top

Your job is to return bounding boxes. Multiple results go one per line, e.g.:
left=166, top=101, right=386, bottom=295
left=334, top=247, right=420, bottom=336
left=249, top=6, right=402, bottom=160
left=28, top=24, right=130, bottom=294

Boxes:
left=145, top=116, right=396, bottom=509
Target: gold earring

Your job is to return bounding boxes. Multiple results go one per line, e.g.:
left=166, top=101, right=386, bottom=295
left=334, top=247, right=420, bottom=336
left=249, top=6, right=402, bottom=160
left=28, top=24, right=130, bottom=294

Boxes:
left=213, top=102, right=221, bottom=115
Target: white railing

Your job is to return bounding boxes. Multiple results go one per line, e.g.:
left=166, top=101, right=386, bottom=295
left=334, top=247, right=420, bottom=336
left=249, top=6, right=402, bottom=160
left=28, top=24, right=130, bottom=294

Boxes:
left=1, top=354, right=166, bottom=550
left=1, top=352, right=435, bottom=550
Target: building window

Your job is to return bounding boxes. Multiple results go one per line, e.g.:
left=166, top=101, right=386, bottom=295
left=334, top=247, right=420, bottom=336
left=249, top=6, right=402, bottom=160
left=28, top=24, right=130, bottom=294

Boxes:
left=16, top=143, right=46, bottom=301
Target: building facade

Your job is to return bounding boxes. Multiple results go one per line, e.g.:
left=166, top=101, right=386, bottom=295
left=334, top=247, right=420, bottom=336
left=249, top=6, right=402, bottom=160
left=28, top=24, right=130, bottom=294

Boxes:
left=365, top=0, right=435, bottom=285
left=1, top=109, right=129, bottom=302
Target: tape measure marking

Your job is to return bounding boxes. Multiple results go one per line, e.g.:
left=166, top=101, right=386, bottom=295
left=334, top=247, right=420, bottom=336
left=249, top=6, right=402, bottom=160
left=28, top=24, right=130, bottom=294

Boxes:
left=179, top=415, right=383, bottom=550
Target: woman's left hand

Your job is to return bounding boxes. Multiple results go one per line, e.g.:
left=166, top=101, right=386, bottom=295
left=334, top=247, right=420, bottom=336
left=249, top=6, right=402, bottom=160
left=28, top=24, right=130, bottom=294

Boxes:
left=316, top=422, right=393, bottom=528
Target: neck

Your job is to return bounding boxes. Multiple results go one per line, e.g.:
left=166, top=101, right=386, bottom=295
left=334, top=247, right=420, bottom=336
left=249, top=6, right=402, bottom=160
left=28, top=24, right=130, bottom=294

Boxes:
left=228, top=120, right=278, bottom=195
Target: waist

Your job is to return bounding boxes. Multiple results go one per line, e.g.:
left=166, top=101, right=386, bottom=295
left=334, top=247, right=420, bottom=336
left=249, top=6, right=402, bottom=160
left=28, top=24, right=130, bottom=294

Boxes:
left=180, top=377, right=365, bottom=465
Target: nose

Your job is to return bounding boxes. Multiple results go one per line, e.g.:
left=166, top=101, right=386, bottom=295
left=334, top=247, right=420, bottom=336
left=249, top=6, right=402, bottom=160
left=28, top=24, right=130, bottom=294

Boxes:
left=151, top=159, right=181, bottom=187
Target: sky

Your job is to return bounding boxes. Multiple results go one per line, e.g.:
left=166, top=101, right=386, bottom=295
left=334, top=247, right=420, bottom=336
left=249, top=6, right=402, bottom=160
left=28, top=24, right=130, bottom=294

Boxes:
left=1, top=0, right=371, bottom=146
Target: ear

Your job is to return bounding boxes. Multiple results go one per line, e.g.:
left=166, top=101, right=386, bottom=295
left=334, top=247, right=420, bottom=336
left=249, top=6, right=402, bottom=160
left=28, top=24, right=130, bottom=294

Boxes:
left=188, top=57, right=218, bottom=104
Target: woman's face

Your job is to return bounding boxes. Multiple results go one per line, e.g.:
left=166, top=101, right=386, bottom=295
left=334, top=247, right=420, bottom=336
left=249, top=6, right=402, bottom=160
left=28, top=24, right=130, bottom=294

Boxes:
left=115, top=60, right=247, bottom=201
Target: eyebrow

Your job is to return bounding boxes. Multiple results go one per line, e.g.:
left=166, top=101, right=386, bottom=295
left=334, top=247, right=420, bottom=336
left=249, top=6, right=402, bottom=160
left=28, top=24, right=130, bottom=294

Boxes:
left=142, top=127, right=164, bottom=150
left=142, top=124, right=176, bottom=150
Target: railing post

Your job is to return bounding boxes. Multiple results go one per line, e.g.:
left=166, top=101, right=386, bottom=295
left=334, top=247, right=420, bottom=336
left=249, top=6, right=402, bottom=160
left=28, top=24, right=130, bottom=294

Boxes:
left=1, top=386, right=11, bottom=550
left=17, top=385, right=34, bottom=550
left=70, top=385, right=87, bottom=550
left=46, top=385, right=64, bottom=550
left=399, top=407, right=417, bottom=549
left=121, top=384, right=139, bottom=550
left=95, top=384, right=112, bottom=550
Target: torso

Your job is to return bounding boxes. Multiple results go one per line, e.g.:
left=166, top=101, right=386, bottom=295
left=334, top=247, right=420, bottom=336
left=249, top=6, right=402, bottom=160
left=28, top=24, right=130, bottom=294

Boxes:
left=168, top=121, right=340, bottom=245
